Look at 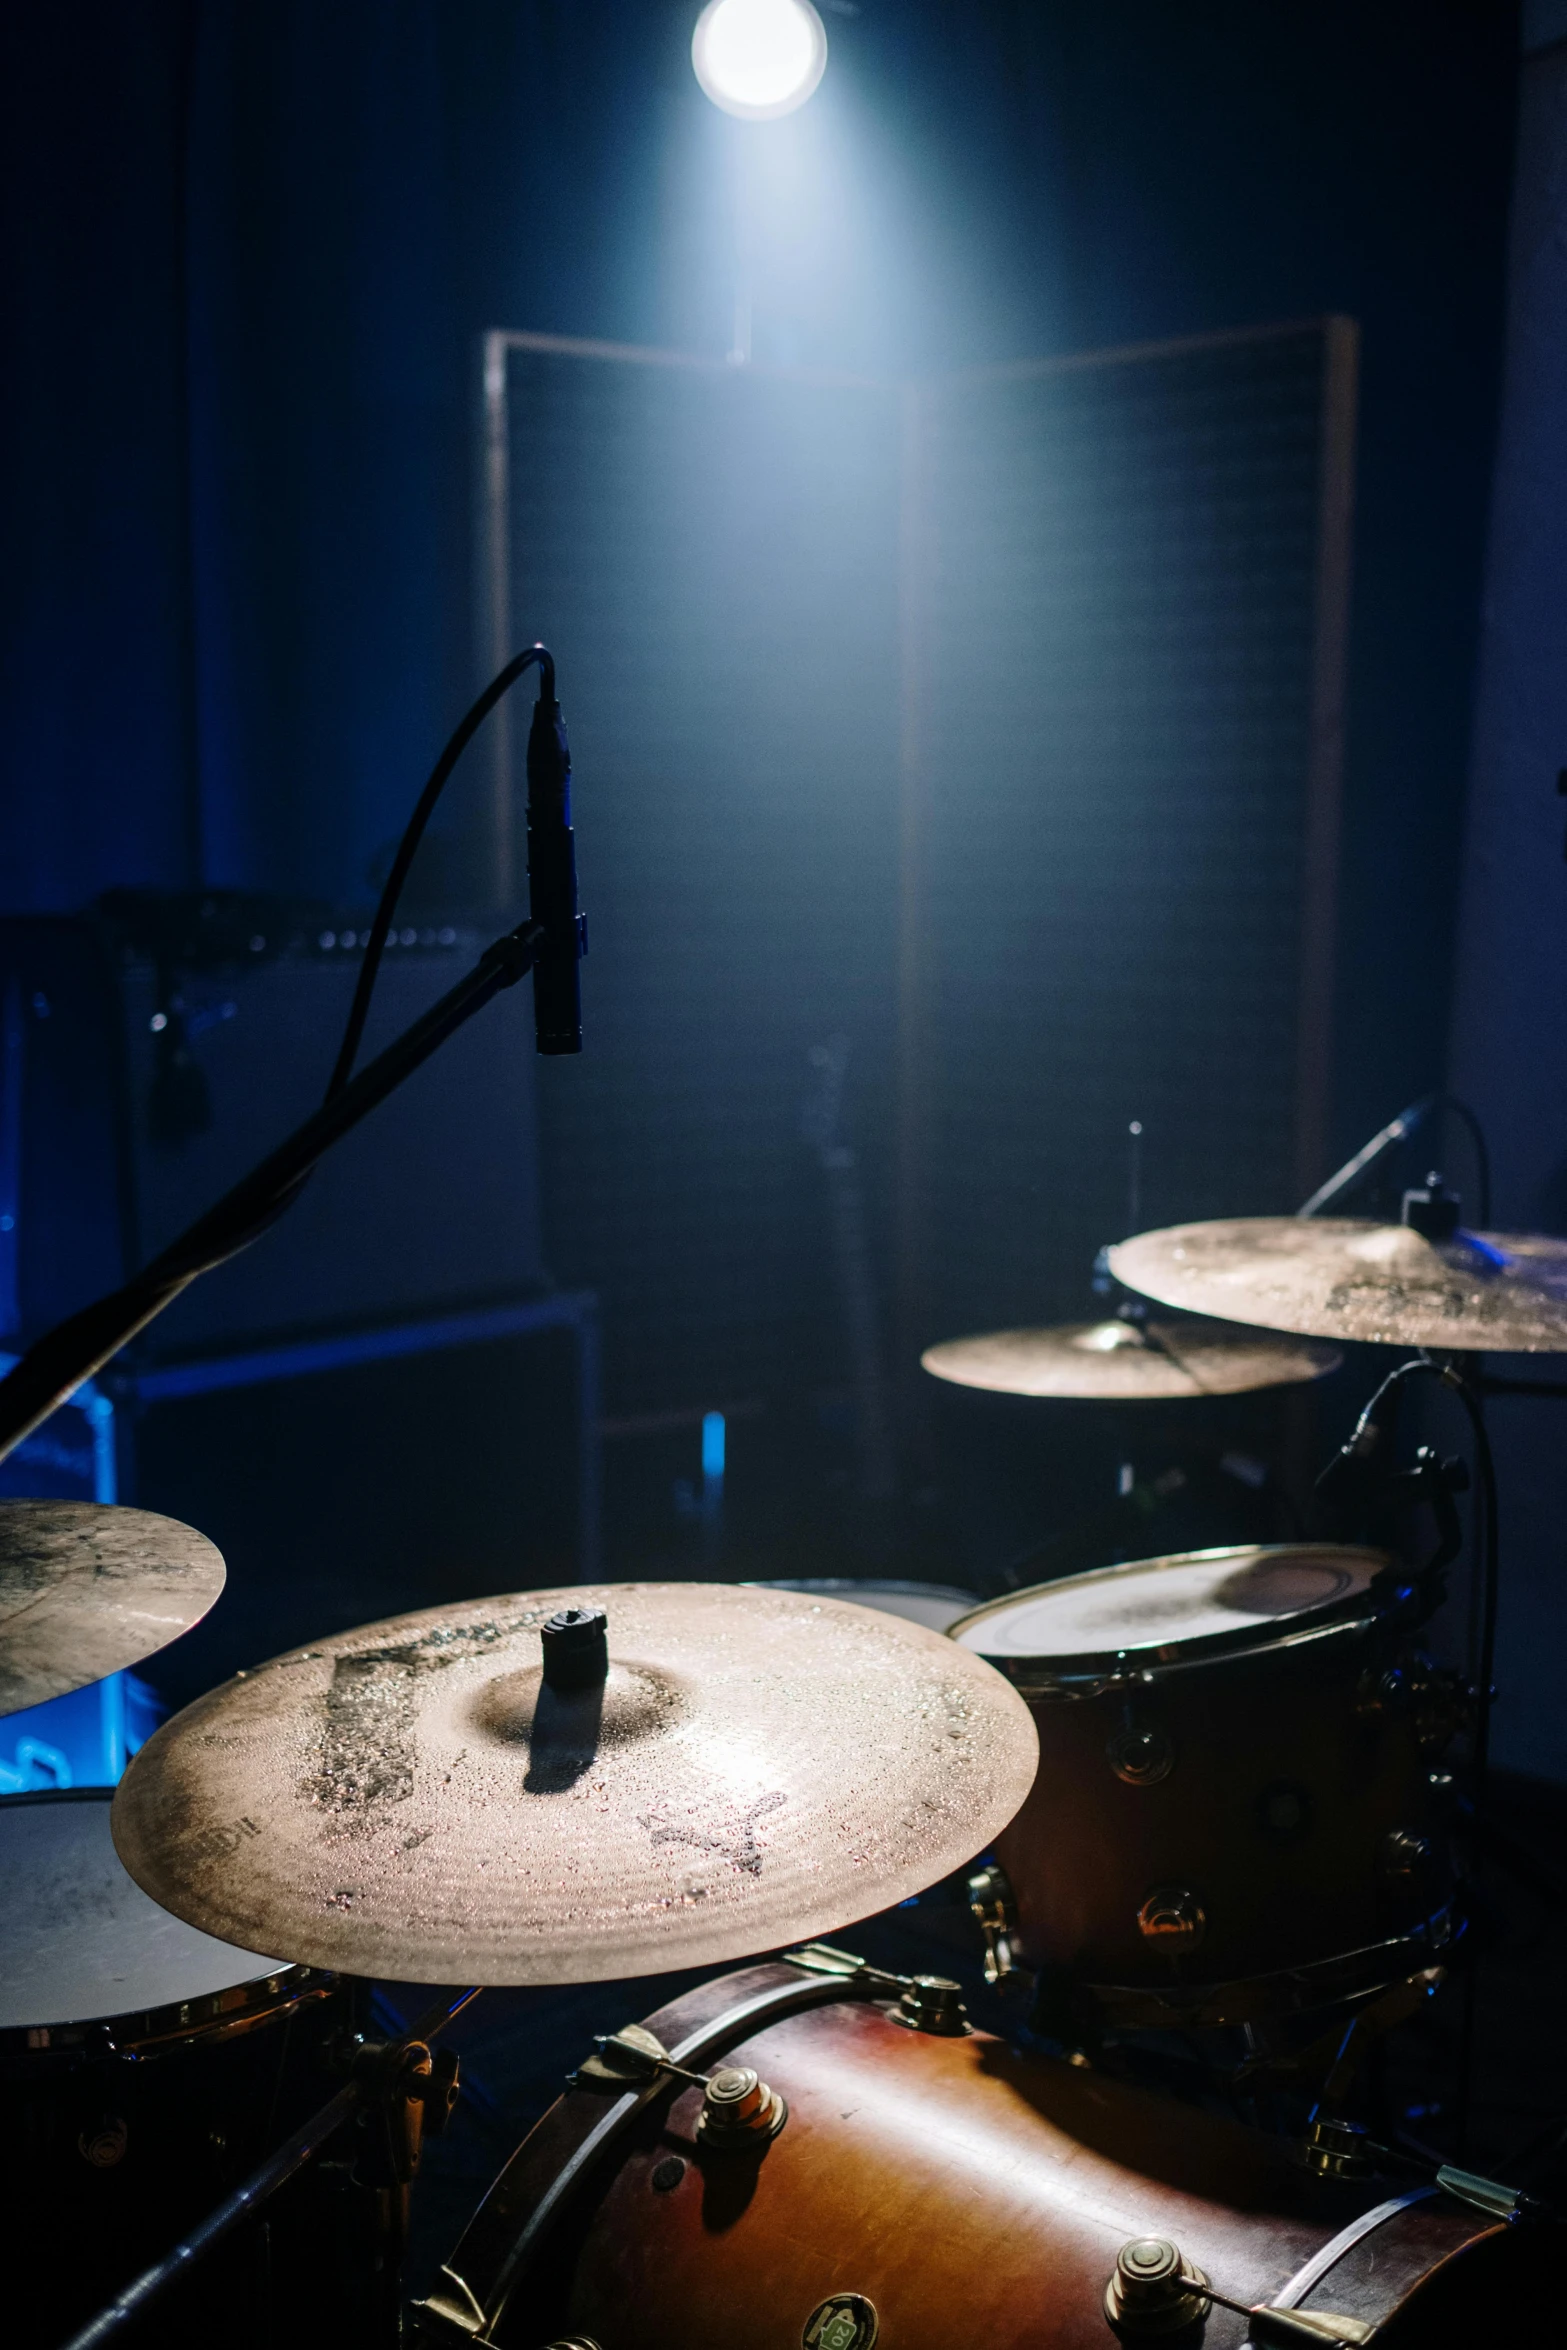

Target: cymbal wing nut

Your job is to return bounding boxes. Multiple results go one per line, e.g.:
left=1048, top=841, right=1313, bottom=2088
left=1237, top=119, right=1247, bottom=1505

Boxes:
left=540, top=1606, right=609, bottom=1691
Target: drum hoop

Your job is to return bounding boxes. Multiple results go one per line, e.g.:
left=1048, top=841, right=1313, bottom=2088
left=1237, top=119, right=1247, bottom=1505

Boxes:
left=0, top=1966, right=339, bottom=2064
left=0, top=1781, right=336, bottom=2061
left=421, top=1961, right=873, bottom=2344
left=948, top=1544, right=1397, bottom=1683
left=1273, top=2189, right=1436, bottom=2309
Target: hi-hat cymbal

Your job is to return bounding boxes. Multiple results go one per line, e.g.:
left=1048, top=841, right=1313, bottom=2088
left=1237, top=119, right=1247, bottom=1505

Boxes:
left=111, top=1582, right=1039, bottom=1987
left=1109, top=1218, right=1567, bottom=1352
left=921, top=1317, right=1340, bottom=1400
left=0, top=1502, right=226, bottom=1716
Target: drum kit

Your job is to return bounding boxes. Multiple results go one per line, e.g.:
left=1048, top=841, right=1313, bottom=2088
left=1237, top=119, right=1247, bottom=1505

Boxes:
left=5, top=1206, right=1567, bottom=2349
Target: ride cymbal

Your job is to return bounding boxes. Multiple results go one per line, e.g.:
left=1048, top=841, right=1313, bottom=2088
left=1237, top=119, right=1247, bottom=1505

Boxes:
left=111, top=1582, right=1039, bottom=1986
left=1109, top=1217, right=1567, bottom=1352
left=921, top=1317, right=1339, bottom=1400
left=0, top=1502, right=226, bottom=1716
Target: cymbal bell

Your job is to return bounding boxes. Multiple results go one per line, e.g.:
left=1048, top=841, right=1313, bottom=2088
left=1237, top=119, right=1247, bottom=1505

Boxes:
left=1109, top=1217, right=1567, bottom=1353
left=110, top=1582, right=1039, bottom=1987
left=0, top=1502, right=226, bottom=1717
left=921, top=1316, right=1340, bottom=1400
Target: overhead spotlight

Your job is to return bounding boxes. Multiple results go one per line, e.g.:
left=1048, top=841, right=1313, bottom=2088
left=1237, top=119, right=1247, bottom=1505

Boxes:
left=691, top=0, right=828, bottom=121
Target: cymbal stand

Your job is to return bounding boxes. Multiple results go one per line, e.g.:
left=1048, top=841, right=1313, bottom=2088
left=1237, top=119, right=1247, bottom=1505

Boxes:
left=55, top=1988, right=480, bottom=2350
left=1315, top=1352, right=1502, bottom=2161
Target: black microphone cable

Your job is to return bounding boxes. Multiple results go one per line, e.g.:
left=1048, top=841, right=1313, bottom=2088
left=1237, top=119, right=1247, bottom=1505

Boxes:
left=328, top=642, right=561, bottom=1099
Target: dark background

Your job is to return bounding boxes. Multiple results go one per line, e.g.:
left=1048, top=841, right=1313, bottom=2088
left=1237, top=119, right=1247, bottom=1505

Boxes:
left=0, top=0, right=1526, bottom=1691
left=0, top=0, right=1518, bottom=1163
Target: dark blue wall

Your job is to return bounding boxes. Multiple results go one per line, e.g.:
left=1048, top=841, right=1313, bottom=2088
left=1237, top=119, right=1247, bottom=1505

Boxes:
left=0, top=0, right=1518, bottom=1146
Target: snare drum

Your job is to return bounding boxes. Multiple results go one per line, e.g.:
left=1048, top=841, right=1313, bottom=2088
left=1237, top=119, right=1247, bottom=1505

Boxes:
left=415, top=1959, right=1534, bottom=2349
left=0, top=1788, right=365, bottom=2347
left=950, top=1545, right=1464, bottom=2021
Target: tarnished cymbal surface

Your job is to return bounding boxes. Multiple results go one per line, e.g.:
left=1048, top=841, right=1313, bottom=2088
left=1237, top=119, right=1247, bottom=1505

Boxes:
left=111, top=1582, right=1040, bottom=1986
left=921, top=1317, right=1339, bottom=1400
left=0, top=1502, right=226, bottom=1715
left=1108, top=1218, right=1567, bottom=1352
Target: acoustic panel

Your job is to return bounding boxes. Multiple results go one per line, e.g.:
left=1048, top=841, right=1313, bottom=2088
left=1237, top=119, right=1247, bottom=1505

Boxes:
left=495, top=343, right=903, bottom=1415
left=905, top=323, right=1354, bottom=1350
left=487, top=324, right=1353, bottom=1424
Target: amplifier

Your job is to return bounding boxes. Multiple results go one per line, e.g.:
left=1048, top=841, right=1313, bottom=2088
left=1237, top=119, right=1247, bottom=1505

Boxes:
left=0, top=898, right=546, bottom=1357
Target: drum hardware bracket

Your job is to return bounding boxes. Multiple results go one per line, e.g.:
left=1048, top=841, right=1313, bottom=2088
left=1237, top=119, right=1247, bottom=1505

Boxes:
left=1295, top=2102, right=1552, bottom=2227
left=967, top=1864, right=1023, bottom=1983
left=571, top=2022, right=711, bottom=2093
left=695, top=2062, right=789, bottom=2145
left=54, top=1985, right=480, bottom=2350
left=1103, top=2236, right=1210, bottom=2334
left=416, top=1965, right=882, bottom=2345
left=347, top=2032, right=463, bottom=2188
left=783, top=1940, right=970, bottom=2036
left=1107, top=2243, right=1374, bottom=2347
left=887, top=1974, right=971, bottom=2035
left=573, top=2024, right=791, bottom=2139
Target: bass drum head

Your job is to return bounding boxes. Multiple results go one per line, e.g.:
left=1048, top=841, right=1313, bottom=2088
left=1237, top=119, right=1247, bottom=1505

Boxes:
left=0, top=1788, right=284, bottom=2039
left=951, top=1544, right=1387, bottom=1673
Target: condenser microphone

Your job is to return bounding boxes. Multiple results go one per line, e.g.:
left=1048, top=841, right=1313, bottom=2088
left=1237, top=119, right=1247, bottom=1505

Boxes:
left=525, top=682, right=584, bottom=1054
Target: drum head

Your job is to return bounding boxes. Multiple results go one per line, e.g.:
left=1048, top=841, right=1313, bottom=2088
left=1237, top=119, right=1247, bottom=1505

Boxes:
left=0, top=1789, right=283, bottom=2032
left=748, top=1579, right=981, bottom=1634
left=950, top=1544, right=1387, bottom=1674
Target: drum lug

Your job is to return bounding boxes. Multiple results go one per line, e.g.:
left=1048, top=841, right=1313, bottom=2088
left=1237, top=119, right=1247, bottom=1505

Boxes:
left=888, top=1974, right=971, bottom=2035
left=1299, top=2114, right=1376, bottom=2180
left=968, top=1862, right=1022, bottom=1982
left=1104, top=2236, right=1210, bottom=2334
left=1108, top=1721, right=1174, bottom=1786
left=1136, top=1885, right=1206, bottom=1955
left=1378, top=1828, right=1436, bottom=1898
left=695, top=2063, right=788, bottom=2147
left=1356, top=1654, right=1471, bottom=1753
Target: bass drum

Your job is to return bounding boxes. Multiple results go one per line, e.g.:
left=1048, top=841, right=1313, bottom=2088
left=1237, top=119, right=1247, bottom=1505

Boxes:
left=417, top=1961, right=1538, bottom=2350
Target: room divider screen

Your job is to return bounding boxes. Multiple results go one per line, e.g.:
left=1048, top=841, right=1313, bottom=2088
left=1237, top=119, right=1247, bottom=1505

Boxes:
left=479, top=320, right=1355, bottom=1430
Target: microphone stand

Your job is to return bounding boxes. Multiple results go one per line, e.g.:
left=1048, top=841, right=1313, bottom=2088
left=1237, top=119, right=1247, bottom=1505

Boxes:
left=0, top=917, right=543, bottom=1468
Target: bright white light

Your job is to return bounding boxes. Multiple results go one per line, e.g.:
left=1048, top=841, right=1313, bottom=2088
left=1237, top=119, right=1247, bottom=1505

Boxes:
left=692, top=0, right=828, bottom=121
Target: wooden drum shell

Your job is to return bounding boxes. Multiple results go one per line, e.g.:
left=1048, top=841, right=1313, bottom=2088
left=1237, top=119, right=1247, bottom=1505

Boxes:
left=993, top=1614, right=1451, bottom=1994
left=423, top=1966, right=1531, bottom=2350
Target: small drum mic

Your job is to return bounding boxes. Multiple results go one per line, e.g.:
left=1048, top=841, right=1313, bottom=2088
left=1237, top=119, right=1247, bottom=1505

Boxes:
left=525, top=680, right=585, bottom=1054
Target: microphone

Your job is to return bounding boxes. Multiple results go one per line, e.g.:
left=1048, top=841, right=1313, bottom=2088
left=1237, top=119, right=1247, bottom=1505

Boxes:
left=525, top=682, right=585, bottom=1054
left=1296, top=1095, right=1435, bottom=1218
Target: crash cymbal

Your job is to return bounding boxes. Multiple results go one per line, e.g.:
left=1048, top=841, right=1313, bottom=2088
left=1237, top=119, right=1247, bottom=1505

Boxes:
left=0, top=1502, right=226, bottom=1716
left=1109, top=1218, right=1567, bottom=1352
left=921, top=1316, right=1340, bottom=1400
left=111, top=1581, right=1039, bottom=1987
